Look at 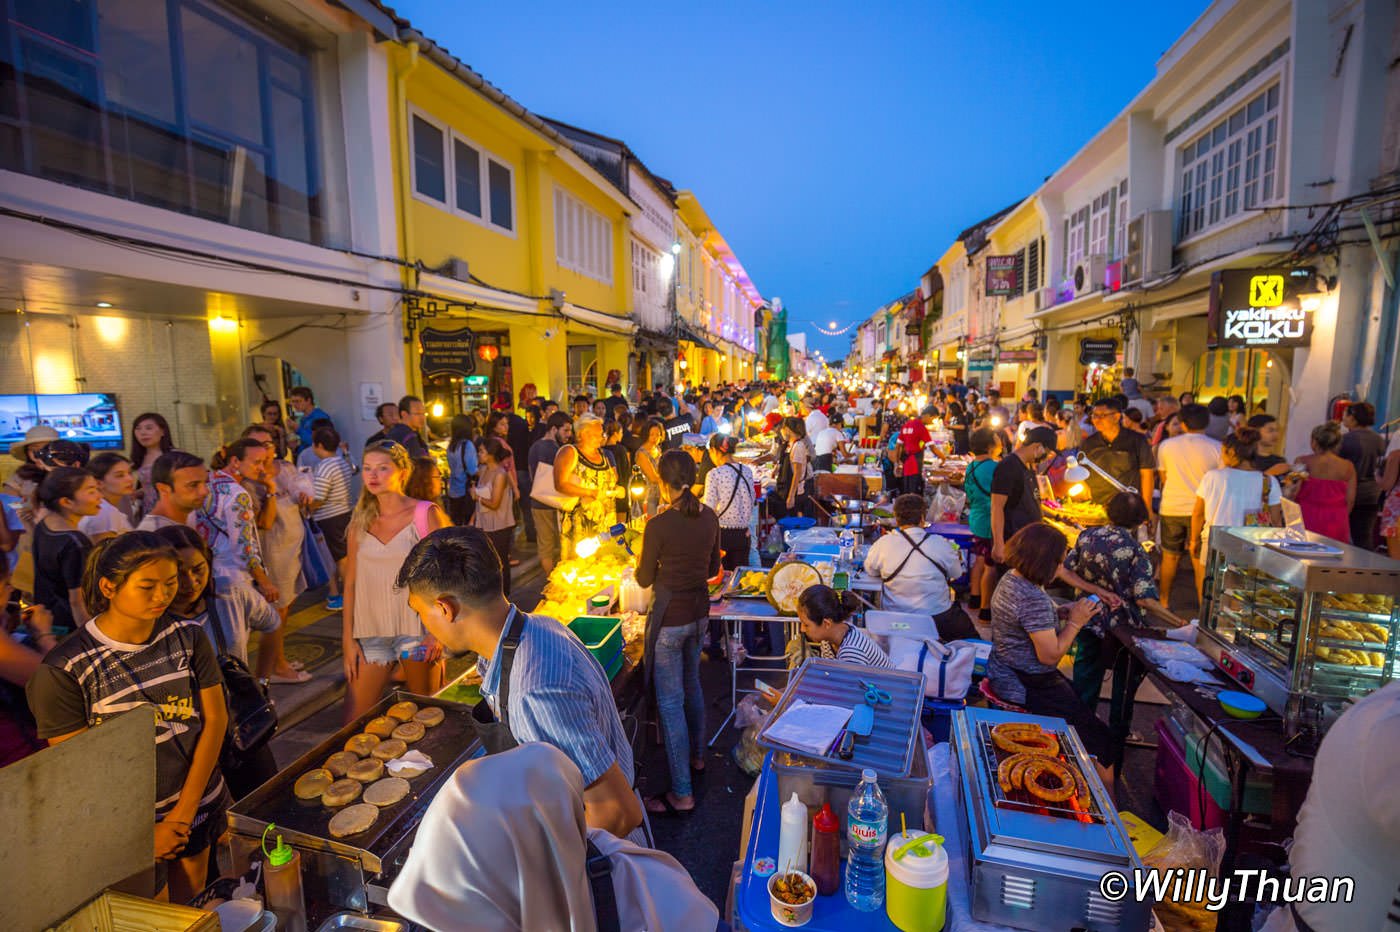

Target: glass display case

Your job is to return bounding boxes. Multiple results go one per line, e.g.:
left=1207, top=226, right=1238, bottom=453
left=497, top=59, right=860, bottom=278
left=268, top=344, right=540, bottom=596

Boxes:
left=1199, top=527, right=1400, bottom=746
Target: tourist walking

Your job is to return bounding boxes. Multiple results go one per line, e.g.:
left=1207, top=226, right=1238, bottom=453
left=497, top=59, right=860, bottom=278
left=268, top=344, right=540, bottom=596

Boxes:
left=472, top=438, right=517, bottom=596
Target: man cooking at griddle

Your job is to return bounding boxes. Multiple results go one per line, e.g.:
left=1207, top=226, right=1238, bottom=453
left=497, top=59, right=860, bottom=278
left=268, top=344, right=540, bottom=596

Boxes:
left=396, top=526, right=645, bottom=845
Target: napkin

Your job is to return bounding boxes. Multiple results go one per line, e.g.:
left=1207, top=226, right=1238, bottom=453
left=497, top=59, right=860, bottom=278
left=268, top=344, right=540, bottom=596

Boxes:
left=386, top=750, right=435, bottom=775
left=763, top=700, right=853, bottom=756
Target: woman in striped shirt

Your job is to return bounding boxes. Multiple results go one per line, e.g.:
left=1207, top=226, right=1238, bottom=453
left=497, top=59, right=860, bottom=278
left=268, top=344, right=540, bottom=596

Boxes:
left=796, top=585, right=891, bottom=669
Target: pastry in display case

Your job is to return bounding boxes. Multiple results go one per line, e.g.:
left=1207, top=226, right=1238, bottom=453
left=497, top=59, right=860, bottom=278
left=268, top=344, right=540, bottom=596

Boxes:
left=1199, top=527, right=1400, bottom=747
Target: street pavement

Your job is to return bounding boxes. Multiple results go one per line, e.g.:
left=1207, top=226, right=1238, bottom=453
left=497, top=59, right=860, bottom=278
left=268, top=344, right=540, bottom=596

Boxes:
left=252, top=540, right=1199, bottom=912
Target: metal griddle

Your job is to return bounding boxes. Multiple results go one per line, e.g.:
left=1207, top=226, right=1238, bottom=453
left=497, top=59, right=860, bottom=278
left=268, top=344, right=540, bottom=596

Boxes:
left=227, top=691, right=491, bottom=917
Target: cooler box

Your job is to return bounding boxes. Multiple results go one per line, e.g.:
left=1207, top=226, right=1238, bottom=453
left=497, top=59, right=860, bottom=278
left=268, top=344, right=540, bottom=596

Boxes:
left=568, top=616, right=624, bottom=680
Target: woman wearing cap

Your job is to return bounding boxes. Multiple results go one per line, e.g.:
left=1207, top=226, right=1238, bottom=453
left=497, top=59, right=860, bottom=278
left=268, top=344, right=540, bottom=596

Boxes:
left=5, top=424, right=61, bottom=532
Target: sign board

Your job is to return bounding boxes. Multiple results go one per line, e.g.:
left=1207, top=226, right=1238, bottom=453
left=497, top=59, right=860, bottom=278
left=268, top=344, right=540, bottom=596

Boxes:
left=998, top=349, right=1037, bottom=363
left=358, top=382, right=383, bottom=422
left=1079, top=338, right=1118, bottom=366
left=1207, top=268, right=1319, bottom=349
left=967, top=357, right=995, bottom=374
left=419, top=327, right=476, bottom=378
left=985, top=255, right=1019, bottom=296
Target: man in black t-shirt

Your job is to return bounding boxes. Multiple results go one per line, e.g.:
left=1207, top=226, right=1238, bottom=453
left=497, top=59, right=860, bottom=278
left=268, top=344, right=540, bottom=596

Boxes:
left=1080, top=399, right=1156, bottom=518
left=990, top=426, right=1057, bottom=564
left=657, top=399, right=692, bottom=451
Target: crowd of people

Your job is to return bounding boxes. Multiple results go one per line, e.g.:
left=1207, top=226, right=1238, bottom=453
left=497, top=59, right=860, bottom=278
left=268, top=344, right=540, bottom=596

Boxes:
left=1, top=368, right=1396, bottom=924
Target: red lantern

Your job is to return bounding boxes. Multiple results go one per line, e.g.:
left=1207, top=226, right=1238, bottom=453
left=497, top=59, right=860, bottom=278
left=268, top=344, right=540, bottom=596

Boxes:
left=477, top=344, right=500, bottom=363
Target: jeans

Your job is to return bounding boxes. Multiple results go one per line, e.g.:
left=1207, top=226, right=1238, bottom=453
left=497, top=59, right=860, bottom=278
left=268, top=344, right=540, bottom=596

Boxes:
left=653, top=618, right=706, bottom=798
left=517, top=470, right=536, bottom=542
left=533, top=507, right=561, bottom=574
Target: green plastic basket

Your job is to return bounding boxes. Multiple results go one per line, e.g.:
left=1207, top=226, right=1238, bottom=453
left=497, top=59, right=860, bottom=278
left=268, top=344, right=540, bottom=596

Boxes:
left=568, top=616, right=624, bottom=677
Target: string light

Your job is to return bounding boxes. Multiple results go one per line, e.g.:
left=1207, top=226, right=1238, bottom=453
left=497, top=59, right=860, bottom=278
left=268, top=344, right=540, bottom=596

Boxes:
left=815, top=320, right=855, bottom=337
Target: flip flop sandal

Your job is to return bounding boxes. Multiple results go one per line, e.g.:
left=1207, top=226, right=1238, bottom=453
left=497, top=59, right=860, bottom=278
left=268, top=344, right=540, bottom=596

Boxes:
left=644, top=795, right=694, bottom=818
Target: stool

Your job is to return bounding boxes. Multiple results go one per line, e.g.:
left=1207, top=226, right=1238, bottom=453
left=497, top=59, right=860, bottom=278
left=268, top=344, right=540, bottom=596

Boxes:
left=977, top=678, right=1026, bottom=712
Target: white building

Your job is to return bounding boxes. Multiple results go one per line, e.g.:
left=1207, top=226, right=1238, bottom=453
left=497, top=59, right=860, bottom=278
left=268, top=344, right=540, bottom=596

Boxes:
left=1030, top=0, right=1397, bottom=456
left=0, top=0, right=405, bottom=460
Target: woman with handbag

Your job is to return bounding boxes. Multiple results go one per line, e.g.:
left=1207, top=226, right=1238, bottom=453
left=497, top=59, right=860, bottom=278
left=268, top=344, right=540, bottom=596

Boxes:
left=472, top=438, right=517, bottom=596
left=26, top=532, right=229, bottom=903
left=862, top=493, right=977, bottom=642
left=343, top=441, right=451, bottom=722
left=156, top=524, right=279, bottom=800
left=553, top=415, right=621, bottom=560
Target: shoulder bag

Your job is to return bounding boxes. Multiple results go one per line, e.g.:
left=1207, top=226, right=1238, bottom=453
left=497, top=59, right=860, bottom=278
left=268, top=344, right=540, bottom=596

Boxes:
left=715, top=464, right=751, bottom=521
left=205, top=594, right=278, bottom=764
left=530, top=458, right=579, bottom=512
left=1243, top=473, right=1277, bottom=527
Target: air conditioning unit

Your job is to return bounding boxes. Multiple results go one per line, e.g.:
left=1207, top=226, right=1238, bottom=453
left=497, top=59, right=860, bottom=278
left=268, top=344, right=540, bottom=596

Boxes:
left=1072, top=254, right=1108, bottom=298
left=1123, top=210, right=1173, bottom=285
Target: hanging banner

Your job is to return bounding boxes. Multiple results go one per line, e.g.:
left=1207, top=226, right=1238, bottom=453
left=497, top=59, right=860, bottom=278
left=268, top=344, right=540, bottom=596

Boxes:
left=985, top=256, right=1019, bottom=296
left=1207, top=268, right=1319, bottom=349
left=998, top=349, right=1037, bottom=363
left=1078, top=338, right=1118, bottom=366
left=419, top=327, right=477, bottom=378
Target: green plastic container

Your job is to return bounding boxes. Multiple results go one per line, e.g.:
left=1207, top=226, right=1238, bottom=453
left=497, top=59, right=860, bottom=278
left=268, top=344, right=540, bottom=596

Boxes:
left=568, top=616, right=624, bottom=676
left=885, top=831, right=948, bottom=932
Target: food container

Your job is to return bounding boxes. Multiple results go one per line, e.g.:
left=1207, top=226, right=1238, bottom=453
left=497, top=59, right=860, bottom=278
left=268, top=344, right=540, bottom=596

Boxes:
left=50, top=891, right=220, bottom=932
left=767, top=870, right=816, bottom=927
left=568, top=616, right=624, bottom=677
left=313, top=915, right=408, bottom=931
left=885, top=831, right=948, bottom=932
left=1218, top=690, right=1266, bottom=719
left=771, top=746, right=930, bottom=850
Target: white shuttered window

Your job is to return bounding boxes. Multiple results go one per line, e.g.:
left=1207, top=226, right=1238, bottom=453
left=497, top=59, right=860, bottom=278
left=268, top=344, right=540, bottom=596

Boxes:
left=555, top=188, right=613, bottom=283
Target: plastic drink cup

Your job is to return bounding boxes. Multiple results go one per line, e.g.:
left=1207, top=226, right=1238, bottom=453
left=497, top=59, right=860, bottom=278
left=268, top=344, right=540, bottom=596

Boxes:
left=884, top=831, right=948, bottom=932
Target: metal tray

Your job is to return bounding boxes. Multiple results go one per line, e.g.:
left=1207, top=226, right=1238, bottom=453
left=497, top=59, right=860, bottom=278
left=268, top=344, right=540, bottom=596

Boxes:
left=756, top=657, right=924, bottom=778
left=719, top=565, right=770, bottom=600
left=229, top=691, right=483, bottom=873
left=315, top=915, right=407, bottom=932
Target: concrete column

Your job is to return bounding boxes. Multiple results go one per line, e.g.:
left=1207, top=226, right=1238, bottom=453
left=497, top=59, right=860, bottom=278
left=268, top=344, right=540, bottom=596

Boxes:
left=1286, top=245, right=1368, bottom=459
left=511, top=319, right=568, bottom=405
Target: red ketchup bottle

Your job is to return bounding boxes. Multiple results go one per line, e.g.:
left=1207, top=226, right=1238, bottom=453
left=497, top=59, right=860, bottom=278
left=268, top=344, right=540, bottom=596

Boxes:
left=810, top=802, right=841, bottom=896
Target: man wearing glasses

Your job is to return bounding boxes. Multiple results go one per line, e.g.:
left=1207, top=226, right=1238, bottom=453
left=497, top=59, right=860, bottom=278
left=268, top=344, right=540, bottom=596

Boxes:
left=1080, top=400, right=1156, bottom=521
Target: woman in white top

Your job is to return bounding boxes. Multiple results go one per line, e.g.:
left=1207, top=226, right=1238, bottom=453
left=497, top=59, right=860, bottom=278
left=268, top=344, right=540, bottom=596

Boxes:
left=342, top=440, right=450, bottom=722
left=79, top=452, right=136, bottom=541
left=1190, top=428, right=1283, bottom=568
left=472, top=437, right=517, bottom=598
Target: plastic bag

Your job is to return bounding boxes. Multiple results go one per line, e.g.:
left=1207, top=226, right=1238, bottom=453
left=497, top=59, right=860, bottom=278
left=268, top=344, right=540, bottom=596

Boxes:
left=926, top=483, right=966, bottom=524
left=1143, top=811, right=1226, bottom=931
left=732, top=690, right=778, bottom=777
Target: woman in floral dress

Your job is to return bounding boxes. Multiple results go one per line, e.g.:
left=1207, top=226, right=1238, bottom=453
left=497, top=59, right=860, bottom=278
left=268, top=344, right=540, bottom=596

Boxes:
left=1063, top=491, right=1189, bottom=707
left=553, top=414, right=620, bottom=559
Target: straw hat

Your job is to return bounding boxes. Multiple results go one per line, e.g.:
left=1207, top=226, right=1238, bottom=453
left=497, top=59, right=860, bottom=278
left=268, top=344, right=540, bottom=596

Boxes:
left=10, top=424, right=59, bottom=462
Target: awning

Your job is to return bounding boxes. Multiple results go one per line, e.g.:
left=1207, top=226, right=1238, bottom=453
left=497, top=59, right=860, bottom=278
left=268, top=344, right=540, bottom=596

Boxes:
left=560, top=302, right=636, bottom=337
left=679, top=322, right=720, bottom=351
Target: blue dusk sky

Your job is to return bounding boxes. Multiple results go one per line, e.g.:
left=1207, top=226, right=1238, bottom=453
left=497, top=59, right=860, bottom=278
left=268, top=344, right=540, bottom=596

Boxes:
left=392, top=0, right=1207, bottom=361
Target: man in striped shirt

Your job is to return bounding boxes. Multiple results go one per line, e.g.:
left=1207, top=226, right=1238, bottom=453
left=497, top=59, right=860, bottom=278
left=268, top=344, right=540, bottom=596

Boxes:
left=309, top=427, right=354, bottom=610
left=397, top=526, right=645, bottom=845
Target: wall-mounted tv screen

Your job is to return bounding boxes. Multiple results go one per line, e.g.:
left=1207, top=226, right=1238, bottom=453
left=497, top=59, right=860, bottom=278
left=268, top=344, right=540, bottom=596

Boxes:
left=0, top=393, right=124, bottom=452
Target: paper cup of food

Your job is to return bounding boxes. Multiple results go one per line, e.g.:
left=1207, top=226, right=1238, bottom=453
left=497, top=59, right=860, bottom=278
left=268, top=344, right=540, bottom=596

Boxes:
left=768, top=870, right=816, bottom=927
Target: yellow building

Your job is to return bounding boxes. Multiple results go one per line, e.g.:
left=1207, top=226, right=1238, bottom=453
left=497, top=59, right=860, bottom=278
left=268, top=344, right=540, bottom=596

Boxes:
left=674, top=191, right=761, bottom=387
left=388, top=34, right=638, bottom=414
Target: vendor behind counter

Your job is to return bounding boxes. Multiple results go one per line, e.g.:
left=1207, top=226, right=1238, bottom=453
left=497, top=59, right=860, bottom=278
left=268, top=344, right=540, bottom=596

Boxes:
left=863, top=493, right=978, bottom=642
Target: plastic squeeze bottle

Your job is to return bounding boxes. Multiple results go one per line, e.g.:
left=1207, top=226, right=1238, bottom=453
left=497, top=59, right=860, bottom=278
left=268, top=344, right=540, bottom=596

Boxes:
left=777, top=792, right=809, bottom=875
left=262, top=824, right=308, bottom=932
left=810, top=802, right=841, bottom=896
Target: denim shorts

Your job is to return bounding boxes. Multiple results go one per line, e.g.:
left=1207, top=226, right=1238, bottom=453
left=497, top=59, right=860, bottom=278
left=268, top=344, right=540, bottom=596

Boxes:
left=359, top=634, right=422, bottom=666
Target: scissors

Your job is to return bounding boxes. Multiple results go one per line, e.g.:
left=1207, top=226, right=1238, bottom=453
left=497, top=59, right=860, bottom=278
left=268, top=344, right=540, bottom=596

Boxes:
left=860, top=681, right=892, bottom=706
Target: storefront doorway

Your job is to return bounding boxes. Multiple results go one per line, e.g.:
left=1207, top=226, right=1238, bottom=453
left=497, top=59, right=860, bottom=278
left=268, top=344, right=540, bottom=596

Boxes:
left=1190, top=347, right=1291, bottom=434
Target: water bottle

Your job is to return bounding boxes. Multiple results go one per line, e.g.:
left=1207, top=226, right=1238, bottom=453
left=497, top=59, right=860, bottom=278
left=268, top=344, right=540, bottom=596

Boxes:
left=838, top=529, right=857, bottom=571
left=398, top=639, right=430, bottom=662
left=844, top=768, right=888, bottom=911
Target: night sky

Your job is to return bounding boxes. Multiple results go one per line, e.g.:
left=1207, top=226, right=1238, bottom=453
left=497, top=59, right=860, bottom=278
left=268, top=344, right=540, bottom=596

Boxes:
left=392, top=0, right=1207, bottom=361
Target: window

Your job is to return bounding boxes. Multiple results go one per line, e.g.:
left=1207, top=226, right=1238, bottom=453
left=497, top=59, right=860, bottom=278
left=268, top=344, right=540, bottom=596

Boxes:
left=409, top=113, right=514, bottom=232
left=554, top=187, right=612, bottom=283
left=630, top=238, right=660, bottom=297
left=412, top=115, right=446, bottom=203
left=1063, top=205, right=1089, bottom=274
left=1178, top=84, right=1280, bottom=240
left=0, top=0, right=323, bottom=243
left=946, top=262, right=967, bottom=316
left=1115, top=180, right=1129, bottom=259
left=1089, top=190, right=1112, bottom=257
